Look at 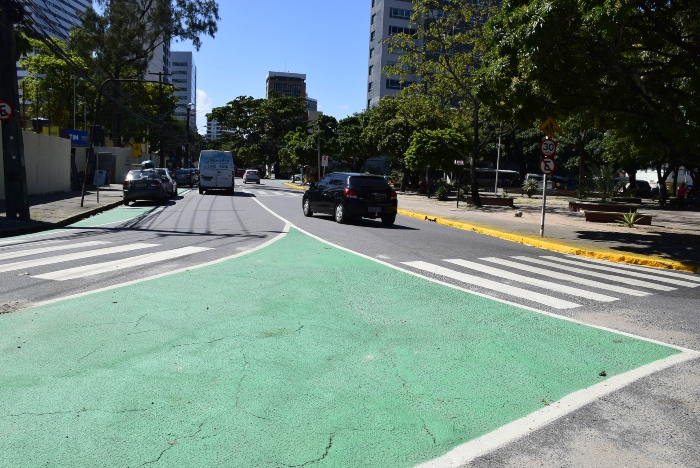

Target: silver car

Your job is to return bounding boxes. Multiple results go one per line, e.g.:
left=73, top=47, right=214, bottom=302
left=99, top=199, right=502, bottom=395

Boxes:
left=243, top=169, right=261, bottom=184
left=156, top=168, right=178, bottom=198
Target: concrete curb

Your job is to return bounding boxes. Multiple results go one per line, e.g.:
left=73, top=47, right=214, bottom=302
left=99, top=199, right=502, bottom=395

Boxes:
left=0, top=199, right=125, bottom=239
left=398, top=209, right=700, bottom=273
left=283, top=182, right=307, bottom=191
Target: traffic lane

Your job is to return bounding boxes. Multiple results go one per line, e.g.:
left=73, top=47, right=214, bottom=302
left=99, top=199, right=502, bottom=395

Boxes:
left=0, top=190, right=286, bottom=308
left=467, top=359, right=700, bottom=468
left=257, top=192, right=700, bottom=349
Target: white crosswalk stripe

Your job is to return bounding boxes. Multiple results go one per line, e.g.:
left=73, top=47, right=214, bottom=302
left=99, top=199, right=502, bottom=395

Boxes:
left=512, top=256, right=676, bottom=291
left=238, top=186, right=300, bottom=197
left=33, top=247, right=212, bottom=281
left=564, top=254, right=700, bottom=283
left=481, top=257, right=651, bottom=296
left=444, top=259, right=619, bottom=302
left=0, top=241, right=109, bottom=261
left=540, top=256, right=699, bottom=288
left=401, top=255, right=698, bottom=310
left=0, top=243, right=159, bottom=273
left=403, top=260, right=582, bottom=309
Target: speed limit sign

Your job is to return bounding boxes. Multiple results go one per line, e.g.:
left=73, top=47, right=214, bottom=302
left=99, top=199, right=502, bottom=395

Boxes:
left=540, top=139, right=557, bottom=157
left=539, top=156, right=556, bottom=175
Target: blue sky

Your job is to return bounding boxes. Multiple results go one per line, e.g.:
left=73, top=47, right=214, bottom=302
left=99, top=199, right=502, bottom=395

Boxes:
left=174, top=1, right=372, bottom=134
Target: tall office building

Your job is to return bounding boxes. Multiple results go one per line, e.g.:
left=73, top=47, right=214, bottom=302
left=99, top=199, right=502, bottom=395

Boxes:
left=171, top=51, right=196, bottom=131
left=23, top=0, right=91, bottom=40
left=366, top=0, right=419, bottom=108
left=146, top=39, right=172, bottom=85
left=266, top=72, right=307, bottom=99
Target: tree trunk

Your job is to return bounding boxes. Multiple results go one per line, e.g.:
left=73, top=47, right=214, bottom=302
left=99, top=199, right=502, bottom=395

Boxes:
left=470, top=101, right=481, bottom=207
left=110, top=70, right=123, bottom=147
left=400, top=167, right=409, bottom=192
left=577, top=130, right=587, bottom=198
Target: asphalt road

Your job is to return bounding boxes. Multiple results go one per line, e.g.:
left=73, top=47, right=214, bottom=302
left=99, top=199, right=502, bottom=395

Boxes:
left=1, top=178, right=698, bottom=467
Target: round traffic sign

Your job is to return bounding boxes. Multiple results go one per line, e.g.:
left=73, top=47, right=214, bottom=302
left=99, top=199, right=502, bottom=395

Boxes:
left=0, top=101, right=13, bottom=121
left=539, top=156, right=556, bottom=175
left=540, top=139, right=557, bottom=157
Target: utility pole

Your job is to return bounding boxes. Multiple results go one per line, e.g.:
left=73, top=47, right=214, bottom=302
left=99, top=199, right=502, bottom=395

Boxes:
left=1, top=0, right=30, bottom=220
left=148, top=72, right=171, bottom=168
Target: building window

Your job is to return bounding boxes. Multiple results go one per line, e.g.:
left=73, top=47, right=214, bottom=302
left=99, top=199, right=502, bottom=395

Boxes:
left=172, top=78, right=187, bottom=83
left=389, top=26, right=416, bottom=36
left=370, top=30, right=375, bottom=41
left=386, top=79, right=415, bottom=90
left=172, top=62, right=188, bottom=66
left=368, top=82, right=373, bottom=92
left=371, top=13, right=376, bottom=24
left=368, top=65, right=374, bottom=76
left=368, top=99, right=372, bottom=109
left=369, top=48, right=374, bottom=58
left=390, top=8, right=413, bottom=20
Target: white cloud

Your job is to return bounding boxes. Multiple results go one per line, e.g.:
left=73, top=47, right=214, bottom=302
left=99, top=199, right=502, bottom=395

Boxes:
left=196, top=89, right=212, bottom=117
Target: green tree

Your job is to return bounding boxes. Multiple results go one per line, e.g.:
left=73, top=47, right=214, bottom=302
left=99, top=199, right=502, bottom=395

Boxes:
left=73, top=0, right=220, bottom=146
left=335, top=111, right=375, bottom=172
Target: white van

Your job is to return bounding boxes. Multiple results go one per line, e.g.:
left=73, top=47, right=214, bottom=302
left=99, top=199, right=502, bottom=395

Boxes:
left=198, top=150, right=234, bottom=194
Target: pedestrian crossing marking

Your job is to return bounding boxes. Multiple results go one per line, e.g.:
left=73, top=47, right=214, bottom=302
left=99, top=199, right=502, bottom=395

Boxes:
left=0, top=243, right=159, bottom=273
left=541, top=256, right=698, bottom=288
left=444, top=259, right=618, bottom=302
left=0, top=241, right=109, bottom=261
left=480, top=257, right=650, bottom=296
left=403, top=260, right=581, bottom=309
left=512, top=256, right=676, bottom=291
left=564, top=254, right=700, bottom=283
left=34, top=247, right=212, bottom=281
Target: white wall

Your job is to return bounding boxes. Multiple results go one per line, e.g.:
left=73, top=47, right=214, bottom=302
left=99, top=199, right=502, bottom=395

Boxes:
left=1, top=133, right=155, bottom=201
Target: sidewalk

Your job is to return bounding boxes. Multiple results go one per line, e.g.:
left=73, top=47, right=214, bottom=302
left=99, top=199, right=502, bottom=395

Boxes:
left=2, top=183, right=699, bottom=272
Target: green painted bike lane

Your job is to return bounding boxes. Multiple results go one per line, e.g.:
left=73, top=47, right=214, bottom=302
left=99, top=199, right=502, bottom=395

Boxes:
left=0, top=228, right=680, bottom=467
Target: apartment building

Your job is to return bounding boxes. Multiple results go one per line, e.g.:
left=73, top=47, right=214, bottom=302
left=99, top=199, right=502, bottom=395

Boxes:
left=266, top=72, right=307, bottom=99
left=171, top=51, right=196, bottom=131
left=366, top=0, right=420, bottom=108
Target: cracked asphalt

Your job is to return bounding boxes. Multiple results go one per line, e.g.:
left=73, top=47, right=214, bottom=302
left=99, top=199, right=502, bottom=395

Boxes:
left=0, top=228, right=680, bottom=467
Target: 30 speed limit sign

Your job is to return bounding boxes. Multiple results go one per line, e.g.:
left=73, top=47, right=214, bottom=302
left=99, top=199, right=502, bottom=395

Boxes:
left=540, top=139, right=557, bottom=157
left=539, top=156, right=556, bottom=175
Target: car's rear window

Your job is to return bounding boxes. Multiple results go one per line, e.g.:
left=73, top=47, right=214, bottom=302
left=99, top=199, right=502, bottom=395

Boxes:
left=348, top=176, right=390, bottom=189
left=127, top=170, right=157, bottom=180
left=247, top=170, right=258, bottom=174
left=176, top=170, right=189, bottom=176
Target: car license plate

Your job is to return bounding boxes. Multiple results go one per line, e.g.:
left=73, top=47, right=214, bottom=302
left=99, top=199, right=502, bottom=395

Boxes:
left=368, top=207, right=381, bottom=213
left=133, top=182, right=147, bottom=188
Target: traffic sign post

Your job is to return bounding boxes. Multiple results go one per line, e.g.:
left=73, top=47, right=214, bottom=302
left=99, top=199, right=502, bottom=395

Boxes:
left=455, top=160, right=465, bottom=207
left=538, top=144, right=557, bottom=237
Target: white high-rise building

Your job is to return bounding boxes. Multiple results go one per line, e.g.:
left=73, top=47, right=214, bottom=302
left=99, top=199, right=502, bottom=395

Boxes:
left=171, top=51, right=196, bottom=131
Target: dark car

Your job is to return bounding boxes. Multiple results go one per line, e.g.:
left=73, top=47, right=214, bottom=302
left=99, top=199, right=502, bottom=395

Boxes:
left=122, top=169, right=168, bottom=205
left=156, top=168, right=177, bottom=198
left=302, top=172, right=398, bottom=225
left=174, top=168, right=194, bottom=187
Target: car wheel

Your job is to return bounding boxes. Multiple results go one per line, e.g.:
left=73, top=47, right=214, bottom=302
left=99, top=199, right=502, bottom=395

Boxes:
left=256, top=181, right=260, bottom=184
left=302, top=198, right=313, bottom=217
left=123, top=198, right=129, bottom=206
left=190, top=183, right=193, bottom=188
left=199, top=186, right=203, bottom=194
left=381, top=214, right=396, bottom=226
left=334, top=203, right=348, bottom=224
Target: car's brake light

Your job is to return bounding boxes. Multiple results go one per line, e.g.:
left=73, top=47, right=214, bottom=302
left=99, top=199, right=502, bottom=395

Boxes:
left=390, top=191, right=397, bottom=200
left=150, top=180, right=161, bottom=187
left=123, top=181, right=129, bottom=188
left=344, top=188, right=358, bottom=199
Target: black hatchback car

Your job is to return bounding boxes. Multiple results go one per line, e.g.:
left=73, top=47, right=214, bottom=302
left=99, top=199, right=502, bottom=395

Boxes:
left=302, top=172, right=398, bottom=225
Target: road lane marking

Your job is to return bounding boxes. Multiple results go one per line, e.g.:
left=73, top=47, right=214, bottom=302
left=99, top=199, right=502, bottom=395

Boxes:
left=564, top=254, right=700, bottom=283
left=34, top=247, right=212, bottom=281
left=481, top=257, right=651, bottom=297
left=512, top=256, right=676, bottom=291
left=403, top=260, right=581, bottom=309
left=0, top=243, right=159, bottom=273
left=0, top=241, right=109, bottom=261
left=444, top=259, right=618, bottom=302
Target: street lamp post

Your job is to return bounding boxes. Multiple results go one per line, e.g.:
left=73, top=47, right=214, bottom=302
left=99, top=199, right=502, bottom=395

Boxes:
left=185, top=102, right=193, bottom=168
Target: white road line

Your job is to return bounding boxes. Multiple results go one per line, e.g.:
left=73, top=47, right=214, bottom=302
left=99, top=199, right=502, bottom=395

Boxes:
left=512, top=256, right=676, bottom=292
left=34, top=246, right=212, bottom=281
left=0, top=241, right=110, bottom=261
left=481, top=257, right=651, bottom=297
left=444, top=259, right=619, bottom=302
left=256, top=190, right=269, bottom=195
left=0, top=243, right=159, bottom=273
left=564, top=254, right=700, bottom=283
left=0, top=238, right=66, bottom=248
left=541, top=256, right=698, bottom=288
left=403, top=261, right=581, bottom=309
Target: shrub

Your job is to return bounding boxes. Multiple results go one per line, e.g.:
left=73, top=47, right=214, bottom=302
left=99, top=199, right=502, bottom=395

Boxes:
left=522, top=178, right=539, bottom=198
left=617, top=211, right=642, bottom=227
left=435, top=185, right=449, bottom=200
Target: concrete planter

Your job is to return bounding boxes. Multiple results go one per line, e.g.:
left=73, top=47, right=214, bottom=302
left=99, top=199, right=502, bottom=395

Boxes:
left=584, top=211, right=653, bottom=225
left=569, top=200, right=639, bottom=213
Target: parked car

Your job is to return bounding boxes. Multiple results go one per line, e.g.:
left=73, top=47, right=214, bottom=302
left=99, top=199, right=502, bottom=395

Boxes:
left=174, top=168, right=194, bottom=187
left=156, top=168, right=177, bottom=198
left=234, top=167, right=245, bottom=178
left=302, top=172, right=398, bottom=225
left=190, top=168, right=199, bottom=184
left=122, top=169, right=168, bottom=205
left=243, top=169, right=261, bottom=184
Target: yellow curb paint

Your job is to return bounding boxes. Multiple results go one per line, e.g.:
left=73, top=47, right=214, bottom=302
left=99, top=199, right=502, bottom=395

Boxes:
left=397, top=209, right=700, bottom=274
left=283, top=183, right=307, bottom=191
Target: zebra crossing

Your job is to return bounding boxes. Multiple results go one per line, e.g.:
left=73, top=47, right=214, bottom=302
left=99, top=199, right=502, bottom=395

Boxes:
left=0, top=239, right=211, bottom=282
left=403, top=255, right=700, bottom=310
left=237, top=184, right=301, bottom=197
